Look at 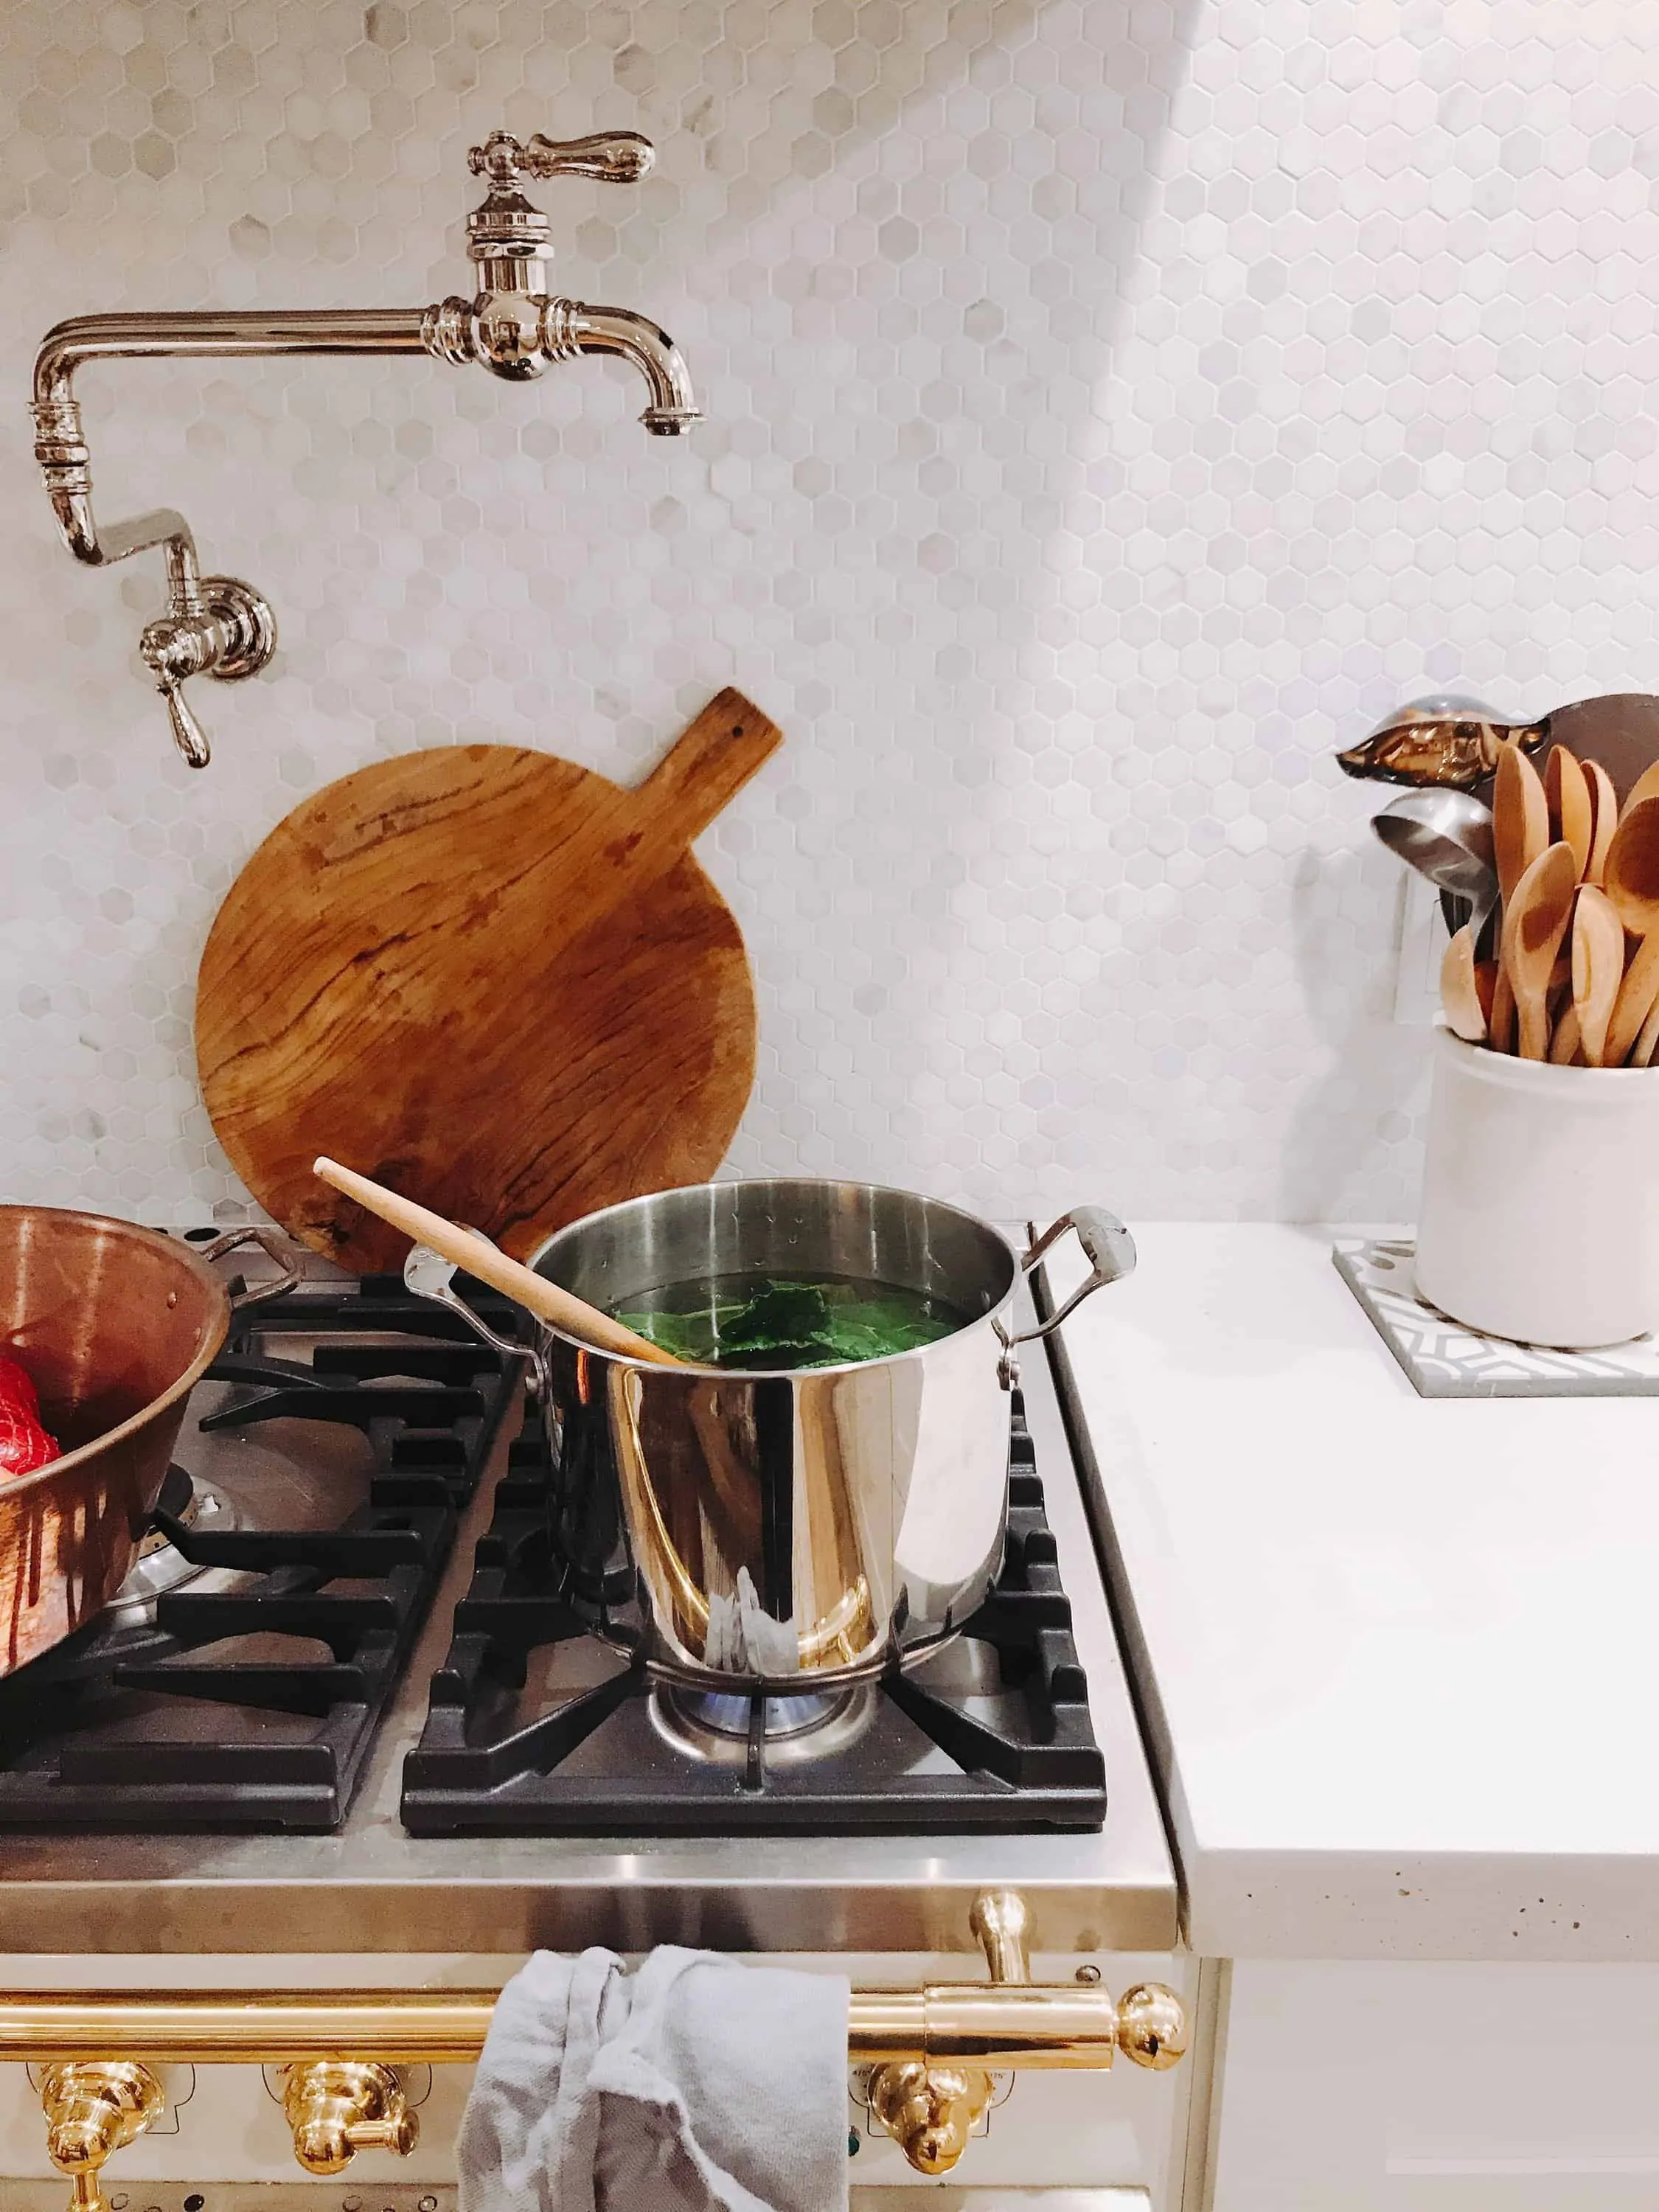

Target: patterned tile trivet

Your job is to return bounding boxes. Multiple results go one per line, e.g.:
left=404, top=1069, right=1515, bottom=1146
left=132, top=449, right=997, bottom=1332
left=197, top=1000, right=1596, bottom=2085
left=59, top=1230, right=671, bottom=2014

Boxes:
left=1332, top=1238, right=1659, bottom=1398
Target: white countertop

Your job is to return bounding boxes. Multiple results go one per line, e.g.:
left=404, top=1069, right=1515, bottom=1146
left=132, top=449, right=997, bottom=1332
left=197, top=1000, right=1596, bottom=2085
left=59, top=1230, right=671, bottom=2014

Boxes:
left=1047, top=1222, right=1659, bottom=1963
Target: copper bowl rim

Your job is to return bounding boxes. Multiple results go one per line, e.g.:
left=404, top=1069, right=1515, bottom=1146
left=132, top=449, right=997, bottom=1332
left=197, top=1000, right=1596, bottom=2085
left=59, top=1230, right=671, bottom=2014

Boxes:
left=0, top=1205, right=232, bottom=1497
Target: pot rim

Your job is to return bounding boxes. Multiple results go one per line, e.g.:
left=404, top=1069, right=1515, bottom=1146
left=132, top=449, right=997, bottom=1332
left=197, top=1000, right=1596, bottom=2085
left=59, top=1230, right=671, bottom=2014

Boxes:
left=525, top=1175, right=1022, bottom=1381
left=0, top=1206, right=233, bottom=1496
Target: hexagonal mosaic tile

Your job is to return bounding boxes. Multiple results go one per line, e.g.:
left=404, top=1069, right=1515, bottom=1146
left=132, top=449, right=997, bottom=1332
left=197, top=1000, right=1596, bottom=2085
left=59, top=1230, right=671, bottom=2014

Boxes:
left=4, top=0, right=1659, bottom=1233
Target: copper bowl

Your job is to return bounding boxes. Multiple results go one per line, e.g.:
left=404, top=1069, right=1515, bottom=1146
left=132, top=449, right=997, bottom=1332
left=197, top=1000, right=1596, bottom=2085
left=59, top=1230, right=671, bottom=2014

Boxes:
left=0, top=1208, right=295, bottom=1676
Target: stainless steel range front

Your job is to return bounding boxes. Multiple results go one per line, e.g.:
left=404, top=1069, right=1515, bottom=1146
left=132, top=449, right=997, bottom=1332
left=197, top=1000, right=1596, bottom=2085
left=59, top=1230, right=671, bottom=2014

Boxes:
left=0, top=1234, right=1188, bottom=2205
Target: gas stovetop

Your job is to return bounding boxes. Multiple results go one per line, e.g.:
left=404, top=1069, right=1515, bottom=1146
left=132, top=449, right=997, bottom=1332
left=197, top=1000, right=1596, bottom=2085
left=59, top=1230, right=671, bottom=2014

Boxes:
left=0, top=1233, right=1106, bottom=1837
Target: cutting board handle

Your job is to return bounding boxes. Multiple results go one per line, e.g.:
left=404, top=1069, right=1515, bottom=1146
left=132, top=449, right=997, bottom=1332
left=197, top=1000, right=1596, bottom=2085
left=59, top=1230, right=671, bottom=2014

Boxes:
left=633, top=686, right=782, bottom=848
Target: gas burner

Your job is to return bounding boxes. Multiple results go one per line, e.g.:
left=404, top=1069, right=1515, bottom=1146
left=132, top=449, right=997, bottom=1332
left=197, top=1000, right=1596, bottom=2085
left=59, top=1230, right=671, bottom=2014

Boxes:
left=0, top=1247, right=523, bottom=1833
left=102, top=1465, right=245, bottom=1627
left=649, top=1682, right=877, bottom=1768
left=403, top=1394, right=1107, bottom=1834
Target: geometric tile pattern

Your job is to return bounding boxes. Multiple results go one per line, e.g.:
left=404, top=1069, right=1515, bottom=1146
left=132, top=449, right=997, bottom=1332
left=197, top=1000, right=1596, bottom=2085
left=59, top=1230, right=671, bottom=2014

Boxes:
left=4, top=0, right=1659, bottom=1230
left=1334, top=1237, right=1659, bottom=1397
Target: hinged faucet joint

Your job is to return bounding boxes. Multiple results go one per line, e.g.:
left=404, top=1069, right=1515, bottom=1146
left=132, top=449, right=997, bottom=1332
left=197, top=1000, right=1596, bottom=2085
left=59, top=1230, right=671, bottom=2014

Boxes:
left=29, top=128, right=699, bottom=768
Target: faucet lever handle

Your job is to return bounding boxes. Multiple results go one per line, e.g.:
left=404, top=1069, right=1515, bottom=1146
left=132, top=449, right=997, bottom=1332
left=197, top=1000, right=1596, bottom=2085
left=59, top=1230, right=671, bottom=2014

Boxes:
left=468, top=130, right=654, bottom=187
left=159, top=675, right=212, bottom=769
left=138, top=576, right=276, bottom=771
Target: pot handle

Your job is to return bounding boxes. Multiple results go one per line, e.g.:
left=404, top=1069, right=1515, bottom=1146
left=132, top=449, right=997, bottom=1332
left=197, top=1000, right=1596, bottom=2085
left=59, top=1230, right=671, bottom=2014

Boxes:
left=1004, top=1206, right=1137, bottom=1346
left=193, top=1225, right=303, bottom=1310
left=403, top=1242, right=527, bottom=1364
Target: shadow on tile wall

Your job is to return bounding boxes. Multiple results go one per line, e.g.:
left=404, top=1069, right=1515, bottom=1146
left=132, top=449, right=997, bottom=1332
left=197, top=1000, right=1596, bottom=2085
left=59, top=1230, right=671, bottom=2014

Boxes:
left=3, top=0, right=1658, bottom=1227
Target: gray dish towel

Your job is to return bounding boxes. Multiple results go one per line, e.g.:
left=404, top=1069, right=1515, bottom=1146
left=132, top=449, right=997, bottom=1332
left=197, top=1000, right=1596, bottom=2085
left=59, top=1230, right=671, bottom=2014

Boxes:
left=457, top=1947, right=850, bottom=2212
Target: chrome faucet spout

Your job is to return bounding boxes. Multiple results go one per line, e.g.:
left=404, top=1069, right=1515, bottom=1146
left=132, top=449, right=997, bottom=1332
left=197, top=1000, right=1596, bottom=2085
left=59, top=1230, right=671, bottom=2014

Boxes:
left=554, top=303, right=700, bottom=434
left=28, top=127, right=700, bottom=765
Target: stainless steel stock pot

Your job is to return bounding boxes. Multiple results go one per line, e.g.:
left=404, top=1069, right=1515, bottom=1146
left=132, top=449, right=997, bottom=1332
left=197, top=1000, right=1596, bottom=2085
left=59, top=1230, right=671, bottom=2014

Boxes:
left=408, top=1180, right=1135, bottom=1692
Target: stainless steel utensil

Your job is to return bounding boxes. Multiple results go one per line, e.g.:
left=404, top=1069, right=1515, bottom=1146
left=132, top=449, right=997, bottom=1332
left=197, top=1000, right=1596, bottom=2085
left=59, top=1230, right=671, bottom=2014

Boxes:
left=407, top=1178, right=1136, bottom=1691
left=1339, top=695, right=1548, bottom=789
left=1370, top=787, right=1499, bottom=945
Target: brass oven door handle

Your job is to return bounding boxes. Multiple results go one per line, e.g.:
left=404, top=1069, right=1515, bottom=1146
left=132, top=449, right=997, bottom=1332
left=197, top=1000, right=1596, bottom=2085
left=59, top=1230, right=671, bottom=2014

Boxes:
left=2, top=1892, right=1187, bottom=2197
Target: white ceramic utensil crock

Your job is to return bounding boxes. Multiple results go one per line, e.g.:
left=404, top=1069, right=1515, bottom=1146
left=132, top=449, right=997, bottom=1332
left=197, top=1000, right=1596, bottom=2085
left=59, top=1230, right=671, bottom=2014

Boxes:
left=1414, top=1024, right=1659, bottom=1347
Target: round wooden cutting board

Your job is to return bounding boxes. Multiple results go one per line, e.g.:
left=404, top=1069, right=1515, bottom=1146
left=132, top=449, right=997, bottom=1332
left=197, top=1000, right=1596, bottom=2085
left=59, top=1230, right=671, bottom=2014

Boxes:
left=196, top=688, right=782, bottom=1273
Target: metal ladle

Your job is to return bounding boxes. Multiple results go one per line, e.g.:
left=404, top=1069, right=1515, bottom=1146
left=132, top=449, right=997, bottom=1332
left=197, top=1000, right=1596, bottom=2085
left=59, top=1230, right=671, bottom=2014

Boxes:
left=1371, top=787, right=1500, bottom=947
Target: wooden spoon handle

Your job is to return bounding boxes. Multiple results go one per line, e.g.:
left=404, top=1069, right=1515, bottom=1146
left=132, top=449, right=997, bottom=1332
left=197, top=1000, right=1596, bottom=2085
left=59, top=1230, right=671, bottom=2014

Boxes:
left=1516, top=990, right=1551, bottom=1062
left=1605, top=933, right=1659, bottom=1068
left=313, top=1157, right=685, bottom=1366
left=1549, top=1003, right=1582, bottom=1063
left=1488, top=961, right=1517, bottom=1053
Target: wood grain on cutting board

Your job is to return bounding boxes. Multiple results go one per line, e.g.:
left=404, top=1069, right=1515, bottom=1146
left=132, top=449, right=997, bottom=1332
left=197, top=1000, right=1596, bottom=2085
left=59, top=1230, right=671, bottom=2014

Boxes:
left=196, top=688, right=782, bottom=1273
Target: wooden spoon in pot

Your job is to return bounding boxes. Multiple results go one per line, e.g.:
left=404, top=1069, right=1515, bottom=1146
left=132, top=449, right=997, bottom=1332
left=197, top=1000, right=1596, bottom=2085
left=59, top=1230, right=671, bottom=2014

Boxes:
left=1601, top=796, right=1659, bottom=1065
left=1502, top=842, right=1580, bottom=1062
left=1571, top=884, right=1624, bottom=1067
left=313, top=1157, right=687, bottom=1366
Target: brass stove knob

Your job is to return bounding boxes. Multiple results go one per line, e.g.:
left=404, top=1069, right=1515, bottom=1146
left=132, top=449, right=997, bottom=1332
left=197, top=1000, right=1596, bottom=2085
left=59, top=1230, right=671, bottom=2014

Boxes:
left=867, top=2058, right=992, bottom=2177
left=281, top=2059, right=418, bottom=2176
left=39, top=2061, right=165, bottom=2212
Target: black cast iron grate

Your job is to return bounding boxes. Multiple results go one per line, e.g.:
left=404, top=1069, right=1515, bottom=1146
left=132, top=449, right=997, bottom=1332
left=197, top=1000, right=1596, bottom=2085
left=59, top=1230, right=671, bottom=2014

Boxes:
left=0, top=1260, right=521, bottom=1832
left=402, top=1391, right=1107, bottom=1834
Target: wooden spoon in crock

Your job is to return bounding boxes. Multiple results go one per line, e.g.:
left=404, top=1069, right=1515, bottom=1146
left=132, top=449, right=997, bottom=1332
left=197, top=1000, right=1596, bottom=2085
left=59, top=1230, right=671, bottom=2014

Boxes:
left=1545, top=743, right=1594, bottom=882
left=1571, top=885, right=1624, bottom=1068
left=1490, top=742, right=1551, bottom=1049
left=1439, top=926, right=1490, bottom=1043
left=1503, top=843, right=1580, bottom=1062
left=1601, top=796, right=1659, bottom=1065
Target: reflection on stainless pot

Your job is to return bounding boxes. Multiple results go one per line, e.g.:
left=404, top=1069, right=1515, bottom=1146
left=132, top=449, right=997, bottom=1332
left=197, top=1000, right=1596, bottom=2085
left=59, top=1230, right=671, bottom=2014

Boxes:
left=409, top=1179, right=1135, bottom=1691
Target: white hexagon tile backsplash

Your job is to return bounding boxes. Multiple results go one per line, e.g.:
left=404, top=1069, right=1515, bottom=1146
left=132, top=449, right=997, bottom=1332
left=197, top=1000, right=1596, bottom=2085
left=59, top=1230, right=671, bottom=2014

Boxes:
left=4, top=0, right=1659, bottom=1228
